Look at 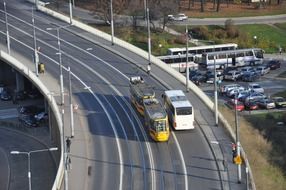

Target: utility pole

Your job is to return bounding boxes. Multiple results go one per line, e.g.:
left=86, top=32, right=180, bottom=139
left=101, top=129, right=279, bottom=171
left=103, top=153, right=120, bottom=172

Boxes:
left=4, top=1, right=10, bottom=55
left=32, top=6, right=39, bottom=77
left=214, top=56, right=218, bottom=126
left=110, top=0, right=114, bottom=45
left=68, top=67, right=74, bottom=138
left=69, top=0, right=73, bottom=24
left=147, top=8, right=151, bottom=75
left=186, top=25, right=189, bottom=92
left=235, top=96, right=242, bottom=183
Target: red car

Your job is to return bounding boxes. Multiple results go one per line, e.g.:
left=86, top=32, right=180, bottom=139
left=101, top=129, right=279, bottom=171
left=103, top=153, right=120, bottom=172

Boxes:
left=244, top=101, right=259, bottom=110
left=226, top=99, right=245, bottom=111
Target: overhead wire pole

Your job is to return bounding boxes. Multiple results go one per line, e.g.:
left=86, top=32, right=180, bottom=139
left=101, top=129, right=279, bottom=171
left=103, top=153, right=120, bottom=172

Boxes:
left=56, top=28, right=64, bottom=106
left=68, top=67, right=74, bottom=138
left=32, top=6, right=39, bottom=77
left=4, top=1, right=10, bottom=55
left=185, top=24, right=189, bottom=92
left=147, top=8, right=151, bottom=74
left=235, top=95, right=242, bottom=183
left=110, top=0, right=114, bottom=45
left=69, top=0, right=73, bottom=24
left=214, top=56, right=218, bottom=126
left=62, top=108, right=69, bottom=190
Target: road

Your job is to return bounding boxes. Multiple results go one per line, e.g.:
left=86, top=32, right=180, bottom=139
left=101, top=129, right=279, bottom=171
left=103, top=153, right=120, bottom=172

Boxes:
left=0, top=0, right=247, bottom=190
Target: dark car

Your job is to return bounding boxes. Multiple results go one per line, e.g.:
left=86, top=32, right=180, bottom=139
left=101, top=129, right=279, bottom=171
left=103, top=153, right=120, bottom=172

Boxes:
left=0, top=89, right=12, bottom=101
left=190, top=72, right=207, bottom=85
left=15, top=90, right=27, bottom=101
left=189, top=69, right=200, bottom=79
left=19, top=115, right=39, bottom=127
left=244, top=101, right=259, bottom=110
left=267, top=60, right=281, bottom=70
left=27, top=89, right=41, bottom=99
left=17, top=106, right=41, bottom=116
left=241, top=71, right=260, bottom=82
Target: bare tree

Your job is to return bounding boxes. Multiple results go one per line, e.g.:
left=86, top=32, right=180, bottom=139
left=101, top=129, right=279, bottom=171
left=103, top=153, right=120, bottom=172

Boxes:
left=201, top=0, right=205, bottom=12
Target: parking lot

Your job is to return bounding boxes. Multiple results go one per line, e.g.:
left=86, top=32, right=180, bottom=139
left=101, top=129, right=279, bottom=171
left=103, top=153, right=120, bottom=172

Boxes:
left=193, top=58, right=286, bottom=114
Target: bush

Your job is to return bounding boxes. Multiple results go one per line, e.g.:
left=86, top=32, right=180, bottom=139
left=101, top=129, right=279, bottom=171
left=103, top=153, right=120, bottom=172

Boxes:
left=191, top=26, right=210, bottom=40
left=213, top=29, right=227, bottom=39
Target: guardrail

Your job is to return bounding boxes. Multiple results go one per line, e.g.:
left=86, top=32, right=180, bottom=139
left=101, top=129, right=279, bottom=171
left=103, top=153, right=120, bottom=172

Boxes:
left=0, top=51, right=64, bottom=190
left=30, top=1, right=256, bottom=189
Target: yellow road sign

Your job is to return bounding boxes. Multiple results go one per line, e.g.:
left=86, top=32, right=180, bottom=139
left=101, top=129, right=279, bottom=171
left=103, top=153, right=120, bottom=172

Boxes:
left=234, top=155, right=242, bottom=165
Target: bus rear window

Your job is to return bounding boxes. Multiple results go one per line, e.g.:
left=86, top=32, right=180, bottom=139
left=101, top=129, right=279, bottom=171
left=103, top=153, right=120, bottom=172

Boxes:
left=176, top=107, right=192, bottom=115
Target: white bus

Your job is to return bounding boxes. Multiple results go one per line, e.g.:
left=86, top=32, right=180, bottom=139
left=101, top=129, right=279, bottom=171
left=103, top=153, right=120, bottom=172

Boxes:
left=162, top=90, right=194, bottom=130
left=157, top=54, right=198, bottom=73
left=167, top=43, right=238, bottom=63
left=201, top=48, right=264, bottom=69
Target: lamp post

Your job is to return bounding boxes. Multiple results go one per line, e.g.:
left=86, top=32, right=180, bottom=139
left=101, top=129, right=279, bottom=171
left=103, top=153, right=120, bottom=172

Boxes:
left=4, top=1, right=10, bottom=55
left=235, top=96, right=242, bottom=183
left=47, top=26, right=71, bottom=106
left=185, top=25, right=189, bottom=92
left=69, top=0, right=73, bottom=24
left=147, top=8, right=151, bottom=75
left=32, top=6, right=39, bottom=77
left=110, top=0, right=114, bottom=45
left=68, top=67, right=74, bottom=138
left=253, top=36, right=257, bottom=47
left=214, top=55, right=218, bottom=126
left=10, top=147, right=58, bottom=190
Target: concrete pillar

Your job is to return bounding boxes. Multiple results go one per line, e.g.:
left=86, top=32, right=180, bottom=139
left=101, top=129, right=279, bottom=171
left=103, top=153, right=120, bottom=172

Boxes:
left=15, top=72, right=24, bottom=91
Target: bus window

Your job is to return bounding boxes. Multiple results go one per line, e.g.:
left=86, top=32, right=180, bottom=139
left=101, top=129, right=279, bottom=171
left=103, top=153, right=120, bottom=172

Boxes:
left=176, top=107, right=192, bottom=115
left=245, top=51, right=253, bottom=56
left=154, top=120, right=167, bottom=132
left=255, top=50, right=263, bottom=58
left=236, top=53, right=244, bottom=57
left=218, top=54, right=226, bottom=59
left=215, top=48, right=221, bottom=51
left=208, top=55, right=214, bottom=60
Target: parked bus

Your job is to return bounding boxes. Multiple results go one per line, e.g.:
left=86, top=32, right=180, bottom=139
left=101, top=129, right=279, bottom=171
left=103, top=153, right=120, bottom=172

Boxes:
left=167, top=43, right=238, bottom=63
left=143, top=98, right=170, bottom=142
left=201, top=48, right=264, bottom=69
left=157, top=54, right=198, bottom=73
left=162, top=90, right=194, bottom=130
left=129, top=76, right=155, bottom=115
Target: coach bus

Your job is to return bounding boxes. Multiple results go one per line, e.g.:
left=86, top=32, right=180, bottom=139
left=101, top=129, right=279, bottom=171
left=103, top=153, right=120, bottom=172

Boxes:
left=162, top=90, right=194, bottom=130
left=167, top=43, right=238, bottom=63
left=157, top=54, right=198, bottom=73
left=143, top=98, right=170, bottom=142
left=129, top=76, right=155, bottom=115
left=201, top=48, right=264, bottom=69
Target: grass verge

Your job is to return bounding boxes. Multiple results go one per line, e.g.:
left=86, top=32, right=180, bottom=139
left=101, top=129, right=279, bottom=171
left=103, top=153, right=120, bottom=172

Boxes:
left=219, top=104, right=286, bottom=190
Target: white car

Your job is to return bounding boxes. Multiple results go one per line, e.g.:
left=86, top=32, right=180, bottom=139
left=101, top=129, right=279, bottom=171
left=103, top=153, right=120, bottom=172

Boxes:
left=220, top=84, right=241, bottom=94
left=256, top=66, right=270, bottom=75
left=168, top=13, right=188, bottom=21
left=224, top=70, right=241, bottom=81
left=248, top=83, right=264, bottom=94
left=226, top=87, right=246, bottom=98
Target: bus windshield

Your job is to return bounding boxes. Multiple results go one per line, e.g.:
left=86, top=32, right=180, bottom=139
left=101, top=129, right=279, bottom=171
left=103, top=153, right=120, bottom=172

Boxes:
left=153, top=120, right=167, bottom=132
left=254, top=50, right=263, bottom=58
left=176, top=107, right=192, bottom=115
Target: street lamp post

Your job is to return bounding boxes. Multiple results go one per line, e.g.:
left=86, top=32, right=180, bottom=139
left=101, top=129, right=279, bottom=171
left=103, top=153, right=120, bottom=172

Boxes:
left=47, top=26, right=70, bottom=106
left=110, top=0, right=114, bottom=45
left=69, top=0, right=73, bottom=24
left=32, top=6, right=39, bottom=77
left=10, top=147, right=58, bottom=190
left=235, top=96, right=242, bottom=183
left=68, top=67, right=74, bottom=138
left=253, top=36, right=257, bottom=47
left=147, top=8, right=151, bottom=75
left=214, top=56, right=218, bottom=126
left=4, top=1, right=10, bottom=55
left=185, top=25, right=189, bottom=92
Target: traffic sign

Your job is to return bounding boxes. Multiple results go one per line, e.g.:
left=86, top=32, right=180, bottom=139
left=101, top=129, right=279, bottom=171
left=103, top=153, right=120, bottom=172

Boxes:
left=234, top=155, right=242, bottom=165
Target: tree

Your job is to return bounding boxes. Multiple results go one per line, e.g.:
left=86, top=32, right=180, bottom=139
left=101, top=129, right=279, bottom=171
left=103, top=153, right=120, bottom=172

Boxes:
left=201, top=0, right=205, bottom=12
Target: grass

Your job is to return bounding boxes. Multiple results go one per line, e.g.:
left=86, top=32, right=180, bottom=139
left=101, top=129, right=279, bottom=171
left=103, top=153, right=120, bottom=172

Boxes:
left=273, top=90, right=286, bottom=98
left=238, top=24, right=286, bottom=52
left=219, top=105, right=286, bottom=190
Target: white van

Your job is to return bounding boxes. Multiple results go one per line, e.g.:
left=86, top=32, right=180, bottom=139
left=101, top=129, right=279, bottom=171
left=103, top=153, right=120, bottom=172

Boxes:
left=224, top=70, right=241, bottom=81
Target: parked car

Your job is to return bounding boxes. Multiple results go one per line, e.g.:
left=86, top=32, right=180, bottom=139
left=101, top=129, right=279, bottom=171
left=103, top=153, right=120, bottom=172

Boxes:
left=189, top=69, right=200, bottom=79
left=237, top=91, right=251, bottom=101
left=224, top=70, right=241, bottom=81
left=272, top=97, right=286, bottom=108
left=266, top=60, right=281, bottom=70
left=34, top=112, right=48, bottom=121
left=190, top=72, right=207, bottom=85
left=19, top=115, right=39, bottom=127
left=0, top=83, right=5, bottom=94
left=241, top=71, right=260, bottom=82
left=0, top=89, right=12, bottom=101
left=256, top=99, right=276, bottom=109
left=15, top=90, right=27, bottom=101
left=168, top=13, right=188, bottom=21
left=255, top=65, right=270, bottom=75
left=240, top=66, right=255, bottom=75
left=244, top=101, right=259, bottom=110
left=206, top=71, right=224, bottom=84
left=244, top=92, right=266, bottom=103
left=248, top=83, right=264, bottom=94
left=17, top=106, right=41, bottom=116
left=27, top=89, right=41, bottom=99
left=226, top=99, right=245, bottom=111
left=226, top=87, right=246, bottom=98
left=220, top=84, right=241, bottom=95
